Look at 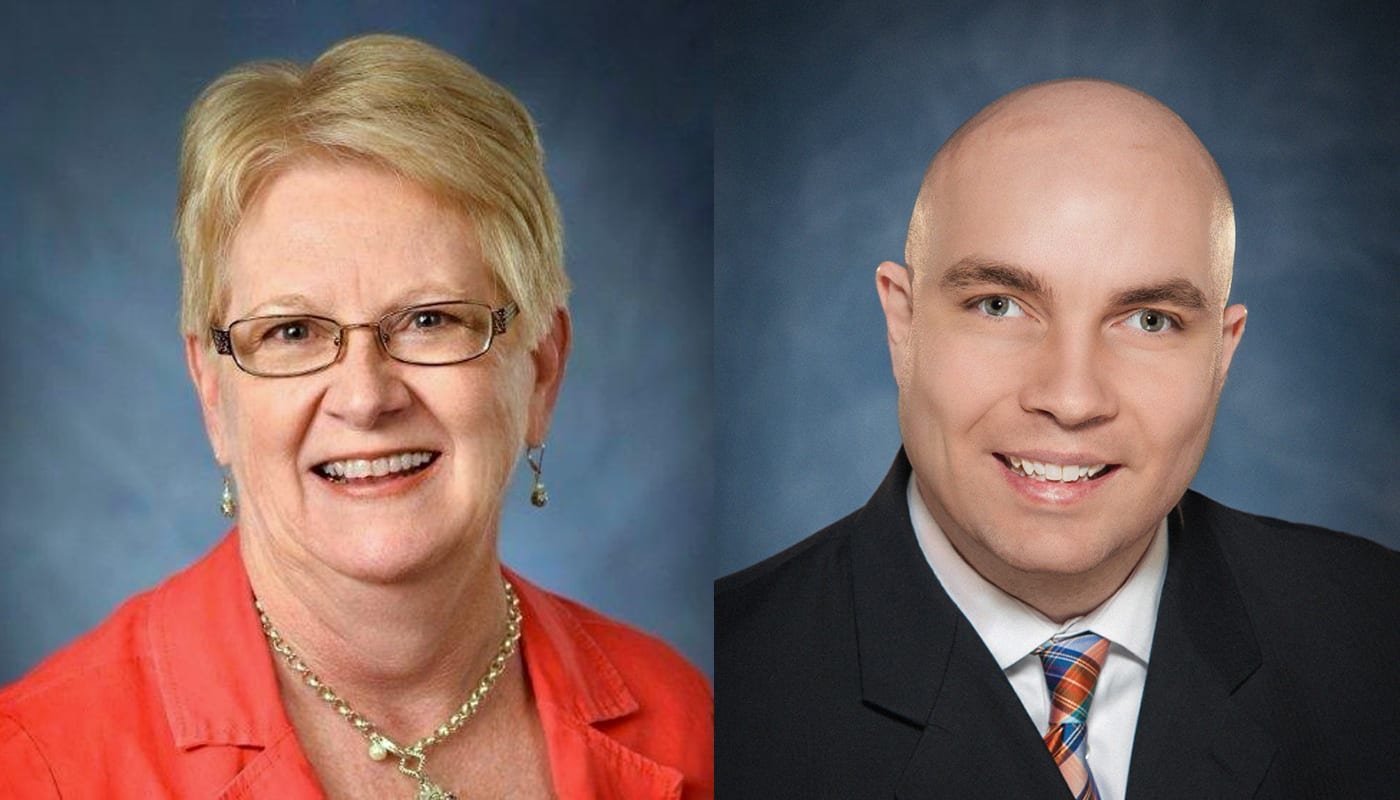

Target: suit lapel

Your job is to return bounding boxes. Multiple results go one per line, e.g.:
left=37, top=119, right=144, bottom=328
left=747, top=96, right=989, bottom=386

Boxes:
left=850, top=452, right=1073, bottom=799
left=1126, top=498, right=1276, bottom=799
left=894, top=618, right=1073, bottom=799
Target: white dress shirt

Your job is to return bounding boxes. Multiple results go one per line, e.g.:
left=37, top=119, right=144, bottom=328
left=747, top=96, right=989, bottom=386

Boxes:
left=906, top=478, right=1168, bottom=800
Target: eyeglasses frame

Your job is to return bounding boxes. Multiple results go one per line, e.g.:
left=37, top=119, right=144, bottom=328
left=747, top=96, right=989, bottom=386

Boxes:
left=209, top=300, right=519, bottom=378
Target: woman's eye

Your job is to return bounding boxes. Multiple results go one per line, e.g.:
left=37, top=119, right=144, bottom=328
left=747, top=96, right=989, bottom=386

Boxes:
left=412, top=310, right=446, bottom=329
left=975, top=295, right=1025, bottom=318
left=270, top=321, right=311, bottom=341
left=1125, top=309, right=1174, bottom=333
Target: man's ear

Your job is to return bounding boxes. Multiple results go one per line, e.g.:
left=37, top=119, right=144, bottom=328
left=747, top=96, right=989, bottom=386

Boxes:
left=876, top=261, right=915, bottom=388
left=525, top=308, right=572, bottom=446
left=1217, top=303, right=1247, bottom=381
left=185, top=335, right=230, bottom=464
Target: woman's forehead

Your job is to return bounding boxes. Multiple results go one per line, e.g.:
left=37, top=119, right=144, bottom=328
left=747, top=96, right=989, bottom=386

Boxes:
left=224, top=163, right=492, bottom=315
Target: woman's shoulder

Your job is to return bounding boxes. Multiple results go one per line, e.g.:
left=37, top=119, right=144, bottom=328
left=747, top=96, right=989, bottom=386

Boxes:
left=0, top=584, right=167, bottom=797
left=507, top=570, right=711, bottom=709
left=0, top=584, right=161, bottom=716
left=0, top=533, right=282, bottom=798
left=507, top=570, right=713, bottom=798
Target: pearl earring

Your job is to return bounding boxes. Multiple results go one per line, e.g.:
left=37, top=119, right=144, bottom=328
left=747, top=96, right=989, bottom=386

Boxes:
left=526, top=444, right=548, bottom=508
left=220, top=469, right=237, bottom=518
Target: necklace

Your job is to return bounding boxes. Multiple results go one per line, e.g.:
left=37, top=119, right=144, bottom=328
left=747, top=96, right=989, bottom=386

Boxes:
left=254, top=578, right=523, bottom=800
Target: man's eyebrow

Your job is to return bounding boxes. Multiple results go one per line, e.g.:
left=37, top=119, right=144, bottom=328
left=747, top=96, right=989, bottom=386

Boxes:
left=938, top=257, right=1051, bottom=298
left=1110, top=279, right=1208, bottom=311
left=937, top=258, right=1211, bottom=312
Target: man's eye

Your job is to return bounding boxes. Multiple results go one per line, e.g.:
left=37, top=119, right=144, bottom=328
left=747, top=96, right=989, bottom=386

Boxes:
left=975, top=295, right=1026, bottom=318
left=1125, top=309, right=1174, bottom=333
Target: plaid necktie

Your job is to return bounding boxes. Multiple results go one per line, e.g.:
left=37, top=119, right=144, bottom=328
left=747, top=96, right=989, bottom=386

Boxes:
left=1035, top=631, right=1111, bottom=800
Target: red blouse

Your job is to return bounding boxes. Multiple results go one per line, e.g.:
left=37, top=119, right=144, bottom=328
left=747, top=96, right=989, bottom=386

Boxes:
left=0, top=532, right=713, bottom=798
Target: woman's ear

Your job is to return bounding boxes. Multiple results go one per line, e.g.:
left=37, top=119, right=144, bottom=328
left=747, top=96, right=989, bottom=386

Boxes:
left=185, top=335, right=230, bottom=463
left=525, top=308, right=572, bottom=445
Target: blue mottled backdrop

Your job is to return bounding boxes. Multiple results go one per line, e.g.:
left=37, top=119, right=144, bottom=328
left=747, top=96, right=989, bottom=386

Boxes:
left=716, top=0, right=1399, bottom=574
left=0, top=0, right=712, bottom=681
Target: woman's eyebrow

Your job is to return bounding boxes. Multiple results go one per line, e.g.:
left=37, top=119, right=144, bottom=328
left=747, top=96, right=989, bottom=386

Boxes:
left=242, top=293, right=322, bottom=317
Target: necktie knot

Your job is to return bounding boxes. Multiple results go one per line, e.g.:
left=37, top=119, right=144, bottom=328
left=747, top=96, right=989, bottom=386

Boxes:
left=1035, top=631, right=1110, bottom=800
left=1035, top=631, right=1109, bottom=726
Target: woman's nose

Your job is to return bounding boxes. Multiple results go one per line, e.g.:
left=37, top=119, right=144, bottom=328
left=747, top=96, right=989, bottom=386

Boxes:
left=320, top=325, right=411, bottom=429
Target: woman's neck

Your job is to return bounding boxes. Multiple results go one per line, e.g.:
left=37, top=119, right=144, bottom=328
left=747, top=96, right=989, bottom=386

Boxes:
left=240, top=530, right=512, bottom=736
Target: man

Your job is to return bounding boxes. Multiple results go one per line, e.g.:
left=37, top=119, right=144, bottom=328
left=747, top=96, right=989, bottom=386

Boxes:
left=716, top=79, right=1398, bottom=799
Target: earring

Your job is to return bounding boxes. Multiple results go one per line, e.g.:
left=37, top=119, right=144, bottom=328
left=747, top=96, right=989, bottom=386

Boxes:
left=220, top=469, right=237, bottom=518
left=526, top=444, right=548, bottom=508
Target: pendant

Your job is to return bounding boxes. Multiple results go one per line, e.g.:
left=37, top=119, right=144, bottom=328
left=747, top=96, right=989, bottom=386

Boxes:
left=368, top=737, right=390, bottom=761
left=416, top=777, right=458, bottom=800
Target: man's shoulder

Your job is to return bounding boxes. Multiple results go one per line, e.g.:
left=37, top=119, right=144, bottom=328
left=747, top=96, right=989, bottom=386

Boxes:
left=1183, top=489, right=1397, bottom=581
left=715, top=506, right=862, bottom=618
left=713, top=505, right=876, bottom=689
left=1182, top=490, right=1399, bottom=626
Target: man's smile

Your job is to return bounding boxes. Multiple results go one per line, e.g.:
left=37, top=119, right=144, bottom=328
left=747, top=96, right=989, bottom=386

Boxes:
left=995, top=453, right=1118, bottom=484
left=992, top=450, right=1123, bottom=506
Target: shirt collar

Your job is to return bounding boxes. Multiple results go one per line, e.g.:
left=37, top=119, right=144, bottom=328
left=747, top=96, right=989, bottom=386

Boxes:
left=149, top=529, right=291, bottom=749
left=149, top=533, right=647, bottom=749
left=504, top=568, right=640, bottom=725
left=906, top=475, right=1166, bottom=669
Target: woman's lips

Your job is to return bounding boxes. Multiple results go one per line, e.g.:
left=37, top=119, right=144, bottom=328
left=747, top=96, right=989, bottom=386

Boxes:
left=313, top=451, right=440, bottom=482
left=310, top=451, right=441, bottom=498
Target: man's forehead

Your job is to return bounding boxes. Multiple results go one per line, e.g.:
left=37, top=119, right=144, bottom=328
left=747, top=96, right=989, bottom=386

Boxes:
left=907, top=80, right=1235, bottom=305
left=937, top=79, right=1202, bottom=162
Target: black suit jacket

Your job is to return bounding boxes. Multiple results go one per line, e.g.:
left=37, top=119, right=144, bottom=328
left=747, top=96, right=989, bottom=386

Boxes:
left=716, top=451, right=1399, bottom=798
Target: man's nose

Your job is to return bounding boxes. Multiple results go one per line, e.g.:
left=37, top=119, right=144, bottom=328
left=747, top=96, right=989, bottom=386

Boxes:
left=1017, top=327, right=1118, bottom=429
left=320, top=324, right=411, bottom=429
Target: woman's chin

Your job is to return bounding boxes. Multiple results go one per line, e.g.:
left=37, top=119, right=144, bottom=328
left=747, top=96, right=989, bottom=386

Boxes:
left=317, top=535, right=448, bottom=585
left=298, top=525, right=481, bottom=586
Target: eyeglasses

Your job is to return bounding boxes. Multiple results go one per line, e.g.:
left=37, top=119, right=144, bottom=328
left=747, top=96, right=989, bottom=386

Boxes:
left=210, top=300, right=518, bottom=378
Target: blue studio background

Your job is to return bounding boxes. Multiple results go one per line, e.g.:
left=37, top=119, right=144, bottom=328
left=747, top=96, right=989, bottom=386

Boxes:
left=717, top=0, right=1400, bottom=575
left=0, top=1, right=712, bottom=681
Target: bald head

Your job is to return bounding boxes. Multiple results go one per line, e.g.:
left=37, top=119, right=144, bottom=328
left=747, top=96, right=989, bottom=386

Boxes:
left=874, top=80, right=1249, bottom=621
left=906, top=79, right=1235, bottom=305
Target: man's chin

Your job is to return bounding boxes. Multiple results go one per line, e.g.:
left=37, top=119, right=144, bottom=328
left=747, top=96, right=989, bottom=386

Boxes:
left=979, top=523, right=1141, bottom=580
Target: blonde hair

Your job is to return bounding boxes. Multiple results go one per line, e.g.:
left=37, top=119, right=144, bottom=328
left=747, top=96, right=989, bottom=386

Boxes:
left=176, top=33, right=568, bottom=345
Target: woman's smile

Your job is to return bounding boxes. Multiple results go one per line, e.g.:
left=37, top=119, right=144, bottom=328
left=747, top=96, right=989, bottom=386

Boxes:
left=313, top=449, right=440, bottom=482
left=310, top=449, right=443, bottom=498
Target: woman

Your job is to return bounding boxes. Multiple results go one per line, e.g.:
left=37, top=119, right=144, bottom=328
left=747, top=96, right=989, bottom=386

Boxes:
left=0, top=34, right=712, bottom=799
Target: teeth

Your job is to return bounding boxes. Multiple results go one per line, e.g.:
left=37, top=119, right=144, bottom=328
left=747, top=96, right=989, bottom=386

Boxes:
left=318, top=451, right=435, bottom=481
left=1006, top=457, right=1108, bottom=483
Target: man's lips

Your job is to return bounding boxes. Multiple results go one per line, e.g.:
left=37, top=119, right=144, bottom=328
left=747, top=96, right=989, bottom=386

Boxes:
left=994, top=452, right=1120, bottom=484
